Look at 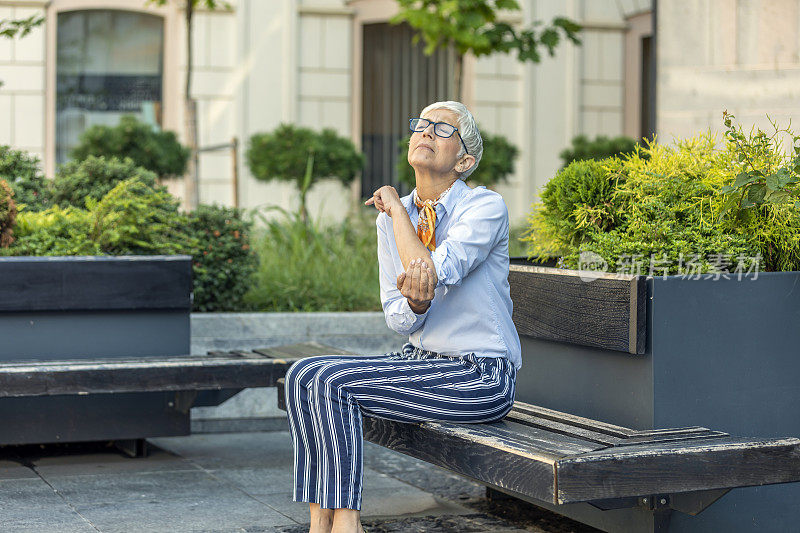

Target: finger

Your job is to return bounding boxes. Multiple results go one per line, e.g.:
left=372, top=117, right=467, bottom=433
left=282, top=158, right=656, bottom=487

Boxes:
left=364, top=197, right=374, bottom=205
left=425, top=263, right=436, bottom=298
left=401, top=264, right=414, bottom=294
left=419, top=263, right=429, bottom=299
left=396, top=272, right=406, bottom=291
left=411, top=260, right=422, bottom=298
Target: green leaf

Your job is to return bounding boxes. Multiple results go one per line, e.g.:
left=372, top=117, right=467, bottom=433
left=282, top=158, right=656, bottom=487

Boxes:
left=765, top=172, right=779, bottom=191
left=766, top=190, right=791, bottom=204
left=746, top=184, right=767, bottom=204
left=732, top=171, right=756, bottom=188
left=719, top=185, right=734, bottom=194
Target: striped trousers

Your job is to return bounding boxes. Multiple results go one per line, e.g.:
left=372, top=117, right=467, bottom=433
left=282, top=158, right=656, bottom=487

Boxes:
left=284, top=342, right=516, bottom=510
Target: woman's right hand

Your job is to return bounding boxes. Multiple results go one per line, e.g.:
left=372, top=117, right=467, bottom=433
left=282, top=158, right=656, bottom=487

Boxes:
left=365, top=185, right=402, bottom=218
left=396, top=258, right=435, bottom=313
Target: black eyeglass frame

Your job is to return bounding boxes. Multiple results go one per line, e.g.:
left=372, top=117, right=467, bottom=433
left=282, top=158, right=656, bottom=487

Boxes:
left=409, top=118, right=470, bottom=155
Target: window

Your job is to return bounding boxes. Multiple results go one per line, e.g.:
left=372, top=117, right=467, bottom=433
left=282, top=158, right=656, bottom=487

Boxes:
left=56, top=10, right=164, bottom=163
left=361, top=22, right=455, bottom=198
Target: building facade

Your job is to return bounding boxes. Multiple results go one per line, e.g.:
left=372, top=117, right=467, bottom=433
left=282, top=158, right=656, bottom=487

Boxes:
left=1, top=0, right=798, bottom=225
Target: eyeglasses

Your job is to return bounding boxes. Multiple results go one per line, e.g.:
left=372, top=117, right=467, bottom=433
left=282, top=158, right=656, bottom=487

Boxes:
left=409, top=118, right=469, bottom=155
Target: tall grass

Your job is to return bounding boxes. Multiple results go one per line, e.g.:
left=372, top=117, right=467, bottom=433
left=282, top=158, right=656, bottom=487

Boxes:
left=243, top=208, right=381, bottom=312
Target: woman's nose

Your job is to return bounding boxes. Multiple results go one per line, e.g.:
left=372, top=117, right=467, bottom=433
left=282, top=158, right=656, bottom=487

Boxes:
left=421, top=123, right=435, bottom=140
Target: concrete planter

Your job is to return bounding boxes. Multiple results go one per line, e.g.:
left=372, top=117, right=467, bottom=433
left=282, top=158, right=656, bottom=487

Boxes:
left=0, top=255, right=193, bottom=445
left=509, top=265, right=800, bottom=532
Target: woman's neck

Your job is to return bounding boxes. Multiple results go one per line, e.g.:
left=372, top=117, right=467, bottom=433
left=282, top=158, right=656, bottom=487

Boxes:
left=415, top=172, right=459, bottom=202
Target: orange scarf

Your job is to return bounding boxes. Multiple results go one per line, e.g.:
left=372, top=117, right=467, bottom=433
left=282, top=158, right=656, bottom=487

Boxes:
left=414, top=197, right=437, bottom=251
left=413, top=183, right=455, bottom=252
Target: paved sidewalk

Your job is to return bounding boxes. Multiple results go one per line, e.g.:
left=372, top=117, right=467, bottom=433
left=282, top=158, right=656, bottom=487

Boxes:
left=0, top=428, right=597, bottom=533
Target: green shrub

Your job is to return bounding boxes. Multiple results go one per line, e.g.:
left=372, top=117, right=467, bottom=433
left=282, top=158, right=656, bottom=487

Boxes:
left=243, top=208, right=380, bottom=312
left=559, top=134, right=639, bottom=168
left=538, top=158, right=624, bottom=249
left=524, top=126, right=798, bottom=274
left=187, top=204, right=259, bottom=312
left=0, top=179, right=17, bottom=247
left=0, top=145, right=50, bottom=211
left=51, top=156, right=159, bottom=209
left=87, top=178, right=194, bottom=256
left=8, top=178, right=188, bottom=257
left=246, top=124, right=364, bottom=221
left=70, top=115, right=190, bottom=180
left=5, top=205, right=100, bottom=256
left=396, top=129, right=519, bottom=189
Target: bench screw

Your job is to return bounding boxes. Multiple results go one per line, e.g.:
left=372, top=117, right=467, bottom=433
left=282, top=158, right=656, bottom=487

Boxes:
left=660, top=498, right=667, bottom=505
left=642, top=498, right=648, bottom=504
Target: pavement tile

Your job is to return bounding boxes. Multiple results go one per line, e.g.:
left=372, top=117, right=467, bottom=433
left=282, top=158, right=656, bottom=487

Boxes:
left=277, top=513, right=534, bottom=533
left=210, top=466, right=415, bottom=497
left=73, top=494, right=296, bottom=533
left=45, top=470, right=234, bottom=506
left=0, top=478, right=97, bottom=533
left=149, top=431, right=293, bottom=470
left=252, top=486, right=470, bottom=524
left=31, top=445, right=195, bottom=478
left=0, top=459, right=38, bottom=480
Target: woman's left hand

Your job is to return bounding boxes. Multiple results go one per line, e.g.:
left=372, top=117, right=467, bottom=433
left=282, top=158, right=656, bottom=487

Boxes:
left=396, top=258, right=436, bottom=313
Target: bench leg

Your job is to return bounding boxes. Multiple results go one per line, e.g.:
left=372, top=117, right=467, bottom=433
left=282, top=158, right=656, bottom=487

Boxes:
left=114, top=438, right=149, bottom=458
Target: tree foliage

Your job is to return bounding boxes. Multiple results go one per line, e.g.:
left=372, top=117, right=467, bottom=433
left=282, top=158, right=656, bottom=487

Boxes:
left=70, top=115, right=190, bottom=180
left=391, top=0, right=581, bottom=97
left=559, top=134, right=640, bottom=168
left=51, top=156, right=159, bottom=209
left=246, top=124, right=364, bottom=222
left=393, top=0, right=580, bottom=59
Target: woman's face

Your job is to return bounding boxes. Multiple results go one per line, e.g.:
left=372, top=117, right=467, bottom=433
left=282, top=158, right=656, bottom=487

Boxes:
left=407, top=108, right=465, bottom=177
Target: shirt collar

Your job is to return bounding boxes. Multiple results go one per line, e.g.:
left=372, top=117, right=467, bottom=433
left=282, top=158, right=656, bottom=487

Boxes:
left=403, top=179, right=470, bottom=217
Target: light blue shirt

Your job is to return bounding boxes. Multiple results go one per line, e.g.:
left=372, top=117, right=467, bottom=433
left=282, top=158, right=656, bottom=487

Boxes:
left=376, top=179, right=522, bottom=370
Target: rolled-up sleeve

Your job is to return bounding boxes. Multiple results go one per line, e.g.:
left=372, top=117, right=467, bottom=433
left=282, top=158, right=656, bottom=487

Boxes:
left=377, top=213, right=429, bottom=335
left=430, top=195, right=508, bottom=287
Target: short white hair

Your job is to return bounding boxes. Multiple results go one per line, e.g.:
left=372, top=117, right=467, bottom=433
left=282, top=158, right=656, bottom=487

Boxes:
left=420, top=100, right=483, bottom=180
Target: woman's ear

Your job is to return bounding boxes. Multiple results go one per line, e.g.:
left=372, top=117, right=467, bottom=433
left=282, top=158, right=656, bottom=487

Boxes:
left=458, top=155, right=477, bottom=173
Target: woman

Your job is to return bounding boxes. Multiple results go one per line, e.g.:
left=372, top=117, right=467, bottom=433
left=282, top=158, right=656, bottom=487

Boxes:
left=284, top=101, right=521, bottom=533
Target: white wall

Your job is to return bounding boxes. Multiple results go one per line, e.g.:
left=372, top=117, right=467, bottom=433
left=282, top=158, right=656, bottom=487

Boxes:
left=0, top=1, right=47, bottom=164
left=657, top=0, right=800, bottom=148
left=1, top=0, right=656, bottom=227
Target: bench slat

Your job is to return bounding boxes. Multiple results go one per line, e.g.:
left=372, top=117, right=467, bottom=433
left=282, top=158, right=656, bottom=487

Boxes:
left=0, top=355, right=293, bottom=397
left=506, top=410, right=728, bottom=447
left=556, top=436, right=800, bottom=504
left=363, top=415, right=560, bottom=504
left=253, top=342, right=354, bottom=359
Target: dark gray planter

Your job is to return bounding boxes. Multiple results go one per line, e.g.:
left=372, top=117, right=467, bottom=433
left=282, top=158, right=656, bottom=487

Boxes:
left=509, top=264, right=800, bottom=533
left=0, top=255, right=196, bottom=445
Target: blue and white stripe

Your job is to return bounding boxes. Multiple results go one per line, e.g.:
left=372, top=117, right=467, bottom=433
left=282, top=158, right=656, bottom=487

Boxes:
left=284, top=342, right=516, bottom=510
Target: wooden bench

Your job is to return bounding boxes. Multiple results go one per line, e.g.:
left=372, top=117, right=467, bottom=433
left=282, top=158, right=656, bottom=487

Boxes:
left=0, top=341, right=346, bottom=455
left=273, top=346, right=800, bottom=533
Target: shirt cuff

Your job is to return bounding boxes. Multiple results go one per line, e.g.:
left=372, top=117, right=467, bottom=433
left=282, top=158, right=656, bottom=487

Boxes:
left=401, top=297, right=430, bottom=320
left=431, top=246, right=453, bottom=288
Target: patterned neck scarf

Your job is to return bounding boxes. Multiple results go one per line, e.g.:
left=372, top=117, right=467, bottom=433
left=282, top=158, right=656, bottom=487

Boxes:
left=413, top=182, right=455, bottom=252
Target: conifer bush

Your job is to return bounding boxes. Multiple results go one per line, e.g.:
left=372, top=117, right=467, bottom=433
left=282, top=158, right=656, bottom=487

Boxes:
left=70, top=115, right=190, bottom=181
left=525, top=115, right=800, bottom=274
left=0, top=145, right=50, bottom=211
left=51, top=156, right=160, bottom=209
